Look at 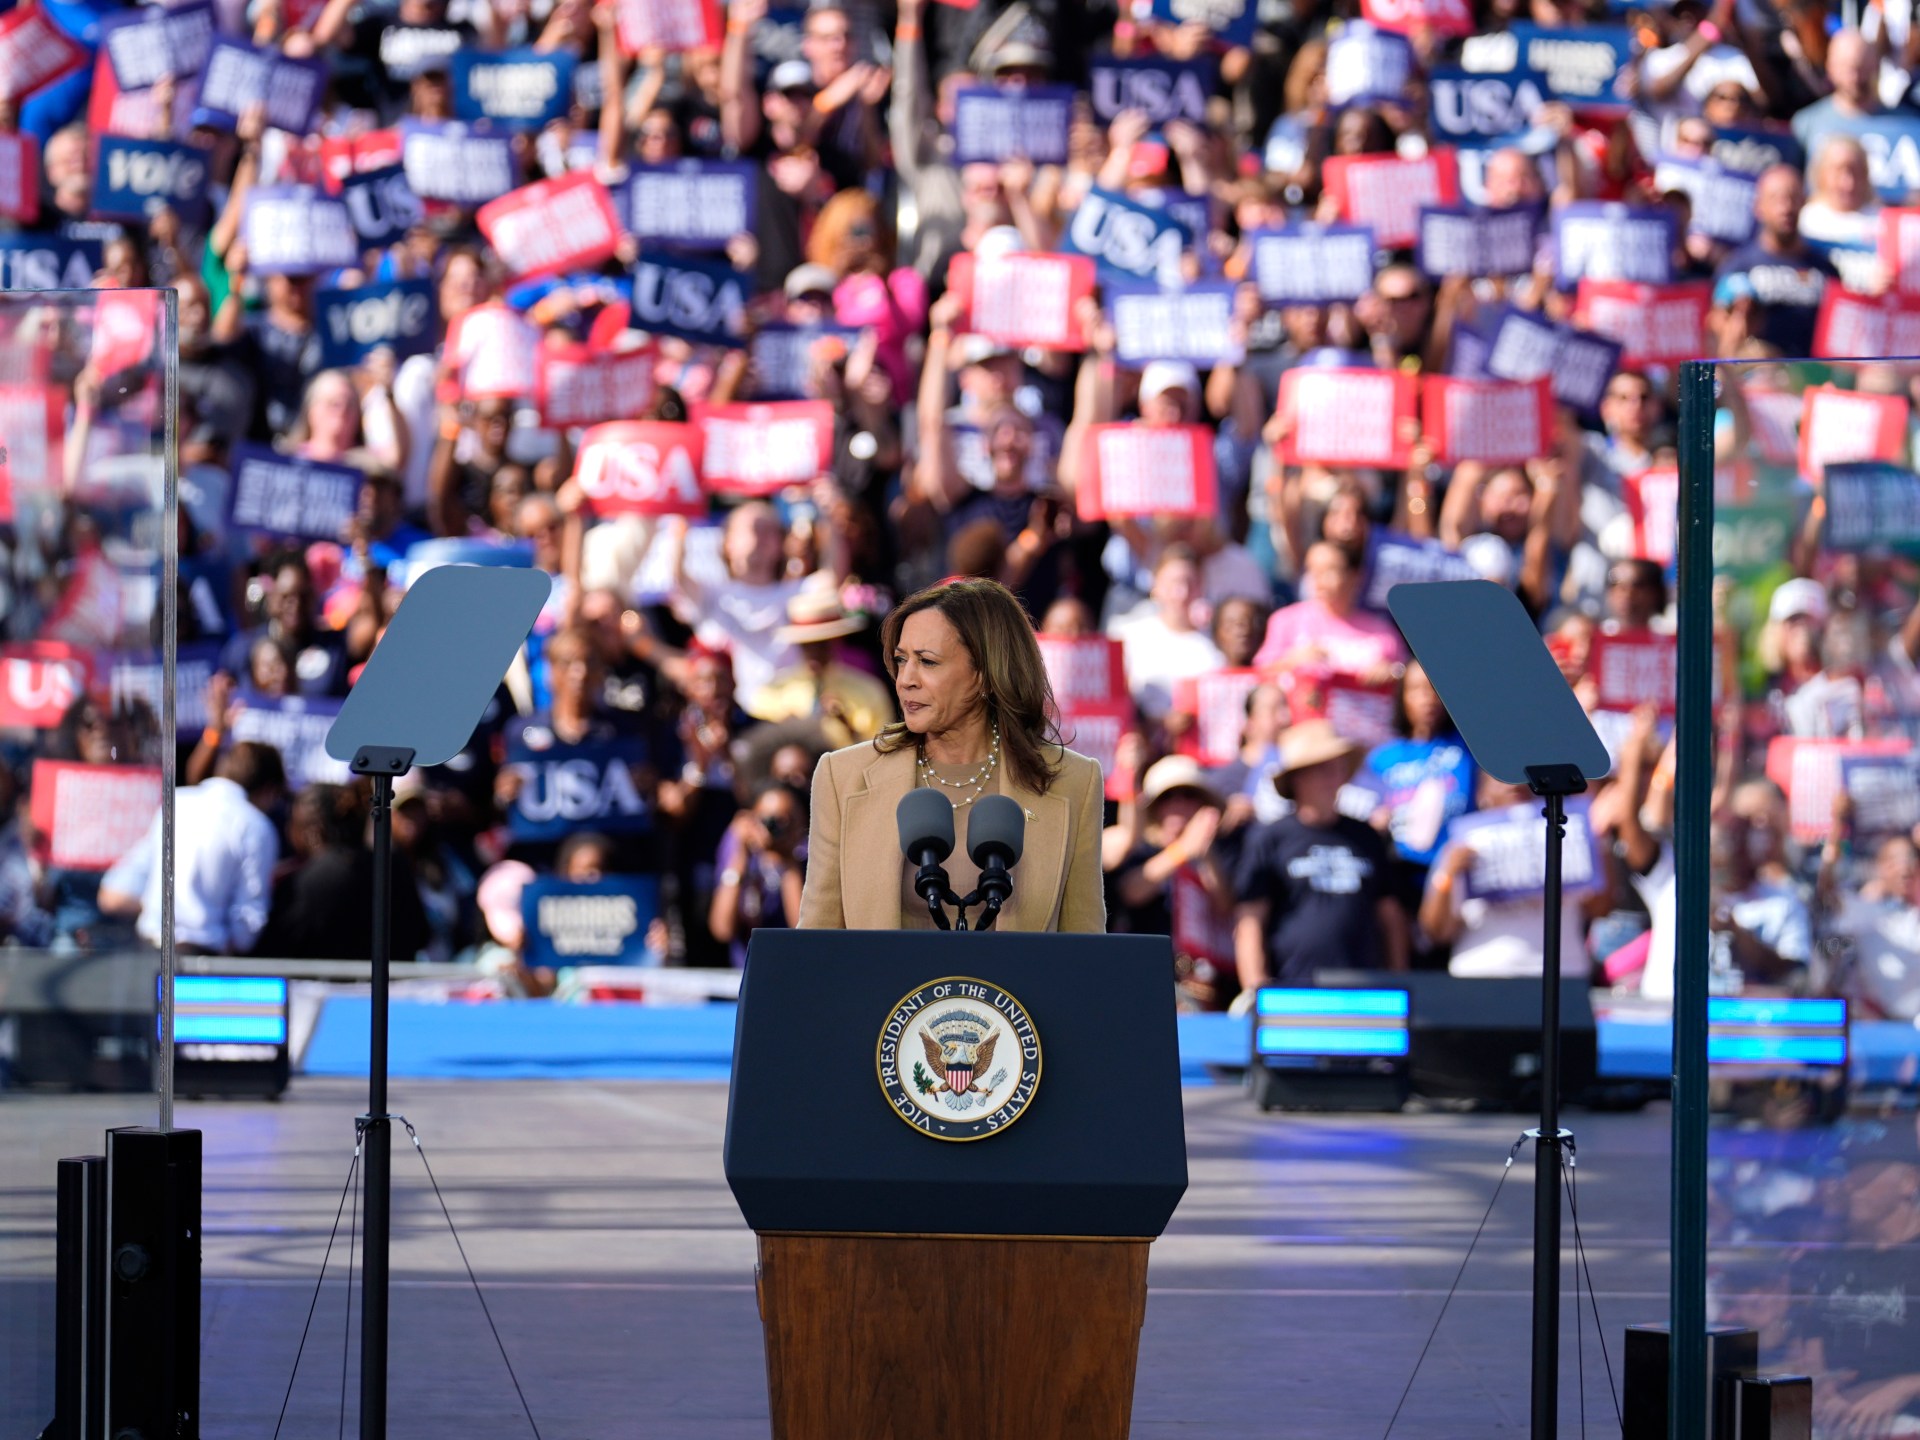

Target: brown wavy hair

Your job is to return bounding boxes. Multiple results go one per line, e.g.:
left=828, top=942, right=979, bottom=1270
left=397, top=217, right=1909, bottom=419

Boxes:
left=874, top=578, right=1064, bottom=795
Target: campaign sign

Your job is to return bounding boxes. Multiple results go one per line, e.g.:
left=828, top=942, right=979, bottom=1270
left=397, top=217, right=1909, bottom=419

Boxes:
left=1278, top=368, right=1418, bottom=469
left=321, top=130, right=406, bottom=188
left=1038, top=635, right=1127, bottom=710
left=614, top=0, right=723, bottom=53
left=229, top=445, right=363, bottom=542
left=0, top=8, right=88, bottom=101
left=1149, top=0, right=1256, bottom=46
left=629, top=253, right=751, bottom=348
left=244, top=187, right=358, bottom=276
left=1572, top=279, right=1710, bottom=367
left=1811, top=288, right=1920, bottom=360
left=1879, top=207, right=1920, bottom=297
left=572, top=421, right=706, bottom=516
left=522, top=876, right=659, bottom=968
left=1552, top=203, right=1675, bottom=287
left=1652, top=156, right=1758, bottom=246
left=229, top=694, right=350, bottom=790
left=0, top=133, right=36, bottom=224
left=92, top=136, right=212, bottom=227
left=1742, top=386, right=1803, bottom=469
left=1326, top=22, right=1416, bottom=107
left=1481, top=306, right=1621, bottom=415
left=1798, top=385, right=1910, bottom=484
left=316, top=278, right=438, bottom=370
left=1766, top=736, right=1914, bottom=840
left=504, top=735, right=654, bottom=842
left=1832, top=113, right=1920, bottom=203
left=1361, top=531, right=1479, bottom=611
left=1459, top=24, right=1634, bottom=108
left=1416, top=204, right=1538, bottom=279
left=1062, top=187, right=1191, bottom=286
left=748, top=323, right=859, bottom=401
left=538, top=345, right=656, bottom=428
left=111, top=643, right=219, bottom=738
left=1087, top=58, right=1216, bottom=125
left=1422, top=376, right=1554, bottom=465
left=100, top=0, right=214, bottom=90
left=1108, top=281, right=1242, bottom=366
left=621, top=161, right=755, bottom=249
left=0, top=644, right=91, bottom=729
left=1247, top=225, right=1375, bottom=305
left=1060, top=696, right=1137, bottom=802
left=1428, top=66, right=1547, bottom=144
left=196, top=40, right=327, bottom=136
left=400, top=122, right=520, bottom=206
left=443, top=302, right=539, bottom=400
left=1174, top=667, right=1266, bottom=766
left=340, top=163, right=425, bottom=249
left=1623, top=467, right=1678, bottom=564
left=1322, top=151, right=1460, bottom=251
left=949, top=251, right=1097, bottom=351
left=951, top=85, right=1074, bottom=165
left=1839, top=754, right=1920, bottom=840
left=1362, top=0, right=1474, bottom=37
left=1077, top=424, right=1218, bottom=522
left=451, top=48, right=577, bottom=131
left=479, top=172, right=622, bottom=279
left=1588, top=629, right=1677, bottom=715
left=29, top=762, right=162, bottom=872
left=695, top=400, right=833, bottom=495
left=1448, top=797, right=1600, bottom=902
left=1822, top=462, right=1920, bottom=553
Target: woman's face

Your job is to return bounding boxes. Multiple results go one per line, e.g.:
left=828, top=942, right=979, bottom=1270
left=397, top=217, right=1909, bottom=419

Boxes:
left=74, top=705, right=114, bottom=765
left=307, top=375, right=358, bottom=451
left=636, top=111, right=681, bottom=163
left=1323, top=490, right=1369, bottom=547
left=1040, top=598, right=1092, bottom=637
left=440, top=255, right=485, bottom=320
left=893, top=609, right=984, bottom=738
left=987, top=415, right=1033, bottom=487
left=1215, top=599, right=1262, bottom=667
left=1819, top=147, right=1870, bottom=212
left=251, top=641, right=291, bottom=696
left=1403, top=663, right=1444, bottom=737
left=548, top=640, right=599, bottom=709
left=755, top=786, right=803, bottom=855
left=1303, top=544, right=1357, bottom=614
left=561, top=841, right=609, bottom=882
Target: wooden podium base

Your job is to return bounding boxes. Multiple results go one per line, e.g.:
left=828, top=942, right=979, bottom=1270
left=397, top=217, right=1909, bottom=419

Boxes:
left=755, top=1231, right=1152, bottom=1440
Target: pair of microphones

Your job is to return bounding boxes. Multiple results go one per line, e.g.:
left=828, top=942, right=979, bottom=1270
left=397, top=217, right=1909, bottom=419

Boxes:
left=896, top=789, right=1026, bottom=932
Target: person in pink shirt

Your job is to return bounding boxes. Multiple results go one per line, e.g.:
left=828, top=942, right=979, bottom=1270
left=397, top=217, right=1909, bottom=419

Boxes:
left=1253, top=541, right=1406, bottom=685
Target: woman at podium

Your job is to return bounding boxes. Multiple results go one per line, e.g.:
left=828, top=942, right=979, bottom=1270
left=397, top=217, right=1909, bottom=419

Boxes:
left=798, top=578, right=1107, bottom=932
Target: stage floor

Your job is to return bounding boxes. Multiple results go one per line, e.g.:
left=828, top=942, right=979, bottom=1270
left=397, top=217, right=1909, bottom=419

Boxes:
left=1, top=1079, right=1672, bottom=1438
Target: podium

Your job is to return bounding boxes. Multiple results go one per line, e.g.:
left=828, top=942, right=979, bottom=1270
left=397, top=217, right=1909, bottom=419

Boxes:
left=725, top=930, right=1187, bottom=1439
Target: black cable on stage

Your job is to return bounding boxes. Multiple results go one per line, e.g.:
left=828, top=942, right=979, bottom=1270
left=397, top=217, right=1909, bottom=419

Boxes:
left=339, top=1148, right=360, bottom=1440
left=401, top=1118, right=543, bottom=1440
left=272, top=1138, right=362, bottom=1440
left=1381, top=1133, right=1528, bottom=1439
left=1564, top=1146, right=1622, bottom=1427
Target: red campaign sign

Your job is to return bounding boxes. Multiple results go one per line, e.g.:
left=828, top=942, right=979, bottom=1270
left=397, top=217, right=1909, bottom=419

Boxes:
left=1879, top=208, right=1920, bottom=297
left=444, top=303, right=539, bottom=400
left=1421, top=376, right=1554, bottom=465
left=0, top=132, right=36, bottom=223
left=1321, top=150, right=1459, bottom=250
left=0, top=8, right=89, bottom=102
left=615, top=0, right=723, bottom=53
left=1811, top=287, right=1920, bottom=358
left=1572, top=280, right=1711, bottom=368
left=571, top=421, right=706, bottom=517
left=318, top=130, right=404, bottom=191
left=479, top=173, right=622, bottom=280
left=1360, top=0, right=1475, bottom=35
left=1797, top=384, right=1909, bottom=485
left=40, top=547, right=120, bottom=648
left=1057, top=697, right=1133, bottom=801
left=0, top=644, right=90, bottom=727
left=693, top=400, right=834, bottom=495
left=29, top=760, right=161, bottom=871
left=537, top=344, right=656, bottom=428
left=1324, top=677, right=1396, bottom=746
left=0, top=383, right=64, bottom=519
left=1624, top=466, right=1677, bottom=565
left=1077, top=424, right=1217, bottom=522
left=1278, top=368, right=1418, bottom=469
left=949, top=251, right=1096, bottom=352
left=1173, top=666, right=1267, bottom=766
left=1037, top=635, right=1126, bottom=710
left=1744, top=386, right=1802, bottom=468
left=1171, top=869, right=1234, bottom=967
left=88, top=291, right=159, bottom=378
left=1766, top=736, right=1913, bottom=841
left=1587, top=629, right=1677, bottom=715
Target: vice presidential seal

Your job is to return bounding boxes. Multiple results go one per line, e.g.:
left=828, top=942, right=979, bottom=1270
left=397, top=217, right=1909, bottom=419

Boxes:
left=876, top=976, right=1041, bottom=1141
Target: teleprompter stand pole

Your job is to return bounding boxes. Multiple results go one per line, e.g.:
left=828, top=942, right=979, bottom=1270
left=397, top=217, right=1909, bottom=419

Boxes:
left=1525, top=762, right=1587, bottom=1440
left=351, top=744, right=414, bottom=1440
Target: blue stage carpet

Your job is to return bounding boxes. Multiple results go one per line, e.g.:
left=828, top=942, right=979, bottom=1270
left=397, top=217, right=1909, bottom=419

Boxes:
left=300, top=997, right=1920, bottom=1085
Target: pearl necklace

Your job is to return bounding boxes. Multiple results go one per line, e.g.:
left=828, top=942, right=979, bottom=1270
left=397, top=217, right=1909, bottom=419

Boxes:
left=916, top=726, right=1001, bottom=809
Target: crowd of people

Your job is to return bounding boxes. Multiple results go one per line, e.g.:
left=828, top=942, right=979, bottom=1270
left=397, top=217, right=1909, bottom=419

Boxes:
left=0, top=0, right=1917, bottom=1029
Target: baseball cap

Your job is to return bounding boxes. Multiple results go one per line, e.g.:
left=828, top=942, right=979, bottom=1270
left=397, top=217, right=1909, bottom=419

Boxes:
left=768, top=59, right=815, bottom=93
left=1768, top=577, right=1829, bottom=626
left=783, top=263, right=839, bottom=302
left=1139, top=360, right=1199, bottom=403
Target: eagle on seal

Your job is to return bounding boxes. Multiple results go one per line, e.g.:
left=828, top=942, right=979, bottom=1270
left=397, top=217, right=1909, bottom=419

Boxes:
left=921, top=1026, right=999, bottom=1096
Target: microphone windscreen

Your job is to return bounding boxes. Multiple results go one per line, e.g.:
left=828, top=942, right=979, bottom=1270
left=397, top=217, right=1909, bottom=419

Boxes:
left=967, top=793, right=1025, bottom=868
left=897, top=787, right=955, bottom=863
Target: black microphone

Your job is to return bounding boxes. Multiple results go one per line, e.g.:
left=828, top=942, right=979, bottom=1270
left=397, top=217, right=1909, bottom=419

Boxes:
left=897, top=789, right=956, bottom=929
left=966, top=794, right=1025, bottom=931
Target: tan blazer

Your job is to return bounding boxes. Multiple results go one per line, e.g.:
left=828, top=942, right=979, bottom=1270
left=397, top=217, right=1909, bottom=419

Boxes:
left=798, top=740, right=1108, bottom=933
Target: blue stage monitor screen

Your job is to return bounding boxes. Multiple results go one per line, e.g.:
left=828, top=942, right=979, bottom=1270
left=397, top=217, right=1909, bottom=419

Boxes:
left=164, top=975, right=290, bottom=1052
left=1255, top=987, right=1410, bottom=1059
left=1706, top=996, right=1847, bottom=1070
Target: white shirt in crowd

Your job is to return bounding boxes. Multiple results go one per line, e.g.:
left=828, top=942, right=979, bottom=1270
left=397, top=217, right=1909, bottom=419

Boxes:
left=102, top=777, right=279, bottom=953
left=1109, top=609, right=1225, bottom=721
left=673, top=573, right=809, bottom=700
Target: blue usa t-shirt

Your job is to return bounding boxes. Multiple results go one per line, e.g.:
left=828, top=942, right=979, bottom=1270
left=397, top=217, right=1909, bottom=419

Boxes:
left=1360, top=737, right=1476, bottom=867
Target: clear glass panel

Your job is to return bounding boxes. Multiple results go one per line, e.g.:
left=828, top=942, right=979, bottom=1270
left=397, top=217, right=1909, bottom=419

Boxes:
left=0, top=290, right=177, bottom=1427
left=1697, top=357, right=1920, bottom=1432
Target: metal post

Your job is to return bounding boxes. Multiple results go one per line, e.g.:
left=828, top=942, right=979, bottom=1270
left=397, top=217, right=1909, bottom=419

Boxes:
left=359, top=769, right=394, bottom=1440
left=1531, top=789, right=1569, bottom=1439
left=159, top=286, right=180, bottom=1134
left=1670, top=359, right=1717, bottom=1439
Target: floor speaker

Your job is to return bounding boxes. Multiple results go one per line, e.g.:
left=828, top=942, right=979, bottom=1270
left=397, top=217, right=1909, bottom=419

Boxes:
left=1732, top=1375, right=1812, bottom=1440
left=104, top=1127, right=200, bottom=1440
left=49, top=1155, right=105, bottom=1440
left=1623, top=1322, right=1759, bottom=1440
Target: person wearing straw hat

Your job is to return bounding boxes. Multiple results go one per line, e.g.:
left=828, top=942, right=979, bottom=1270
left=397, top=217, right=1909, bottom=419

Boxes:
left=746, top=588, right=896, bottom=747
left=1232, top=719, right=1407, bottom=992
